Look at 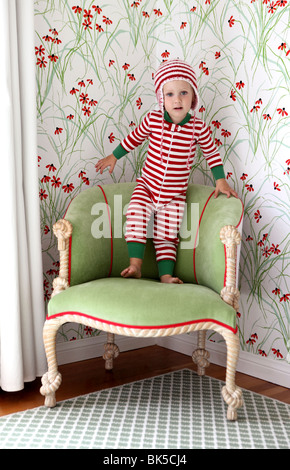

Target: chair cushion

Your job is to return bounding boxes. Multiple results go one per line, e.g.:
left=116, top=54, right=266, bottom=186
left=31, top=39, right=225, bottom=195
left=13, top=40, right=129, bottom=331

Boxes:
left=47, top=278, right=237, bottom=333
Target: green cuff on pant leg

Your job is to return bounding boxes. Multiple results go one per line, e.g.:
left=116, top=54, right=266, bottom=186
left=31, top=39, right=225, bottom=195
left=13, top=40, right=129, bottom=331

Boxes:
left=127, top=242, right=146, bottom=259
left=158, top=259, right=175, bottom=277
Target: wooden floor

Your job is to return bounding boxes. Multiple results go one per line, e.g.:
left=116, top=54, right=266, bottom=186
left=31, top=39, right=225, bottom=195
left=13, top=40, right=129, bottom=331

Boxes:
left=0, top=345, right=289, bottom=417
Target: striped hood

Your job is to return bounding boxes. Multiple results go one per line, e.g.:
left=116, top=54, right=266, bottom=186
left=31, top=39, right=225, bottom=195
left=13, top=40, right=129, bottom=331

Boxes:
left=154, top=59, right=199, bottom=113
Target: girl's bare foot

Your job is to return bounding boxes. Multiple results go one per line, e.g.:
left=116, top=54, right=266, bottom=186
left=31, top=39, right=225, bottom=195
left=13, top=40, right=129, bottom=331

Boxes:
left=121, top=258, right=142, bottom=279
left=160, top=274, right=183, bottom=284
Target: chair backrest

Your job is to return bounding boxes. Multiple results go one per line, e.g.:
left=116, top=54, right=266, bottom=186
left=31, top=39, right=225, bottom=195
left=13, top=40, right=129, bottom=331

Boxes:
left=64, top=182, right=243, bottom=294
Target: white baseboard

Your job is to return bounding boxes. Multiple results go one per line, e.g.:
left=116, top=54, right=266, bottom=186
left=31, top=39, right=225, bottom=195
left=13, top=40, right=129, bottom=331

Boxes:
left=156, top=334, right=290, bottom=389
left=56, top=332, right=155, bottom=366
left=56, top=332, right=290, bottom=389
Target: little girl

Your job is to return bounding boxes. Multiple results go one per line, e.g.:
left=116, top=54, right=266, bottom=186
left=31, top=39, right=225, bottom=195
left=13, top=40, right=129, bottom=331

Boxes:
left=96, top=59, right=237, bottom=283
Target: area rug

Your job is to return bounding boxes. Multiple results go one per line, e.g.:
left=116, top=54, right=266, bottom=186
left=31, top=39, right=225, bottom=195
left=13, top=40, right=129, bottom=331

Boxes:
left=0, top=369, right=289, bottom=449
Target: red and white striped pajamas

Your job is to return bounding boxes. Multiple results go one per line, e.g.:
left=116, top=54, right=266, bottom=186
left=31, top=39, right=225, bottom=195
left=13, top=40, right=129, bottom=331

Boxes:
left=114, top=110, right=224, bottom=275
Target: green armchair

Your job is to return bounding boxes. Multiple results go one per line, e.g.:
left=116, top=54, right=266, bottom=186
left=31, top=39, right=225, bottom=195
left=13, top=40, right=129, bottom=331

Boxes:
left=40, top=182, right=244, bottom=420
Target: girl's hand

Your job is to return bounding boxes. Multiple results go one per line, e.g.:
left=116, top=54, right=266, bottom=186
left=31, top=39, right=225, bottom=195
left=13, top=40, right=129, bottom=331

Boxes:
left=95, top=154, right=117, bottom=174
left=214, top=178, right=238, bottom=198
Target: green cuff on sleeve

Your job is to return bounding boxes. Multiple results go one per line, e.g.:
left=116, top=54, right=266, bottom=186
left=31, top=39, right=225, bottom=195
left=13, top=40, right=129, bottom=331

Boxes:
left=211, top=165, right=225, bottom=180
left=112, top=144, right=129, bottom=160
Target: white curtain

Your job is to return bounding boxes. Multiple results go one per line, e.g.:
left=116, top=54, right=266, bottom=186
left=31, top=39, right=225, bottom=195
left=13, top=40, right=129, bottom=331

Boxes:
left=0, top=0, right=46, bottom=391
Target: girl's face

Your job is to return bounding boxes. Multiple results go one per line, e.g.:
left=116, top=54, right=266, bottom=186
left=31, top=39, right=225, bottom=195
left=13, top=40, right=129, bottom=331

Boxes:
left=163, top=80, right=194, bottom=124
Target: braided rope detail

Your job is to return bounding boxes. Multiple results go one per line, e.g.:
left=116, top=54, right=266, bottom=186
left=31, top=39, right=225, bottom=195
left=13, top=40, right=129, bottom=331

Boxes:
left=40, top=371, right=62, bottom=407
left=49, top=315, right=229, bottom=338
left=220, top=225, right=241, bottom=311
left=52, top=219, right=73, bottom=296
left=222, top=386, right=243, bottom=421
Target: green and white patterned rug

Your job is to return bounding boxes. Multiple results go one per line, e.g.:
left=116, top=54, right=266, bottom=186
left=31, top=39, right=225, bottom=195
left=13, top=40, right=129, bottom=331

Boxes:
left=0, top=369, right=289, bottom=449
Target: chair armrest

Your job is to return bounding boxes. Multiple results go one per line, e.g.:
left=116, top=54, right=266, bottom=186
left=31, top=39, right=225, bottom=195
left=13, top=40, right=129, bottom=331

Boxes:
left=51, top=219, right=73, bottom=297
left=220, top=225, right=241, bottom=311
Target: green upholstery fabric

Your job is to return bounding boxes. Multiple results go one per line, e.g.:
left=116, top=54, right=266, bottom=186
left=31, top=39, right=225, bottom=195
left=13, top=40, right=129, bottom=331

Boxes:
left=48, top=182, right=243, bottom=332
left=65, top=183, right=243, bottom=294
left=48, top=278, right=237, bottom=332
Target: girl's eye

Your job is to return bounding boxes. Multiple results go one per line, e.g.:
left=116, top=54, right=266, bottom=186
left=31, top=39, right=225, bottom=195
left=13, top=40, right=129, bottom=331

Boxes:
left=181, top=91, right=188, bottom=95
left=166, top=92, right=173, bottom=97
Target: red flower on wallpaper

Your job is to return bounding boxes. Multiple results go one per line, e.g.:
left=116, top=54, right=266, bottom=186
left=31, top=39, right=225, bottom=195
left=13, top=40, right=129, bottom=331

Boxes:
left=202, top=66, right=209, bottom=75
left=123, top=63, right=130, bottom=70
left=270, top=244, right=281, bottom=254
left=78, top=80, right=85, bottom=87
left=230, top=89, right=236, bottom=101
left=273, top=181, right=281, bottom=191
left=128, top=73, right=136, bottom=81
left=263, top=113, right=271, bottom=120
left=258, top=349, right=267, bottom=357
left=215, top=138, right=222, bottom=147
left=36, top=57, right=47, bottom=68
left=131, top=1, right=140, bottom=7
left=82, top=106, right=91, bottom=116
left=39, top=189, right=48, bottom=200
left=49, top=28, right=58, bottom=36
left=143, top=11, right=150, bottom=18
left=272, top=287, right=281, bottom=295
left=51, top=176, right=62, bottom=188
left=254, top=210, right=262, bottom=222
left=67, top=114, right=74, bottom=120
left=268, top=2, right=277, bottom=13
left=136, top=97, right=142, bottom=109
left=72, top=6, right=82, bottom=14
left=236, top=80, right=245, bottom=90
left=240, top=173, right=248, bottom=180
left=62, top=183, right=75, bottom=193
left=278, top=42, right=286, bottom=50
left=96, top=24, right=104, bottom=32
left=41, top=175, right=51, bottom=183
left=245, top=183, right=254, bottom=191
left=228, top=16, right=235, bottom=27
left=108, top=132, right=115, bottom=143
left=180, top=22, right=187, bottom=29
left=109, top=59, right=115, bottom=67
left=82, top=19, right=92, bottom=30
left=42, top=35, right=53, bottom=42
left=212, top=119, right=221, bottom=129
left=53, top=37, right=62, bottom=45
left=250, top=105, right=260, bottom=112
left=46, top=163, right=56, bottom=172
left=92, top=5, right=102, bottom=14
left=103, top=16, right=112, bottom=25
left=154, top=9, right=163, bottom=16
left=262, top=246, right=271, bottom=257
left=161, top=50, right=170, bottom=58
left=221, top=129, right=231, bottom=137
left=54, top=127, right=63, bottom=135
left=280, top=293, right=290, bottom=302
left=70, top=87, right=79, bottom=95
left=272, top=348, right=283, bottom=358
left=215, top=52, right=221, bottom=59
left=80, top=92, right=89, bottom=103
left=48, top=54, right=58, bottom=62
left=35, top=45, right=45, bottom=56
left=277, top=107, right=288, bottom=116
left=83, top=9, right=93, bottom=19
left=89, top=98, right=98, bottom=107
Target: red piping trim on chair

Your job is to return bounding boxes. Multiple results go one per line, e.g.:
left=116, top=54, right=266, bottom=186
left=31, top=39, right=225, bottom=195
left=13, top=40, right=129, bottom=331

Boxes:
left=47, top=311, right=238, bottom=334
left=193, top=191, right=215, bottom=284
left=97, top=185, right=113, bottom=278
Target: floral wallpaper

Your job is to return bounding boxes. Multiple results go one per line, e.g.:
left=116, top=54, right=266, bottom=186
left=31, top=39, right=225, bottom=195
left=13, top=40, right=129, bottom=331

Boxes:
left=35, top=0, right=289, bottom=365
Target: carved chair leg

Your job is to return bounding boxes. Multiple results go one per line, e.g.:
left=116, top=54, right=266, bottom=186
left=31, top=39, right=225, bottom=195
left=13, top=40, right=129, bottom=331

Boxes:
left=192, top=329, right=210, bottom=376
left=221, top=330, right=243, bottom=420
left=40, top=319, right=62, bottom=407
left=103, top=333, right=120, bottom=370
